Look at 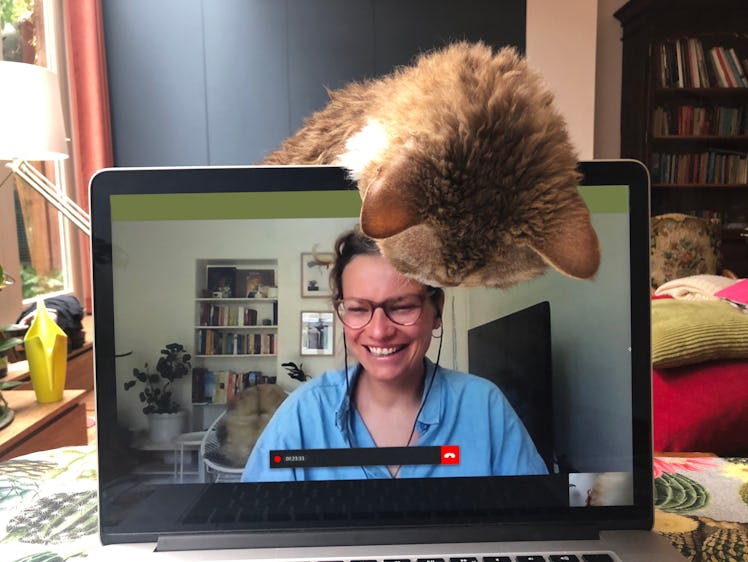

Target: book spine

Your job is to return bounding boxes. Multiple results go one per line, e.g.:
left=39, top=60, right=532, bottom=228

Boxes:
left=687, top=38, right=700, bottom=88
left=675, top=39, right=685, bottom=87
left=726, top=48, right=748, bottom=87
left=708, top=48, right=727, bottom=87
left=694, top=39, right=710, bottom=88
left=715, top=47, right=737, bottom=87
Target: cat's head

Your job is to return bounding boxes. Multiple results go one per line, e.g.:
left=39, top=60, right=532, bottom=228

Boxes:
left=340, top=44, right=600, bottom=288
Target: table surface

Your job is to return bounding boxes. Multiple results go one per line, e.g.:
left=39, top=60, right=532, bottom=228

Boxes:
left=0, top=390, right=86, bottom=456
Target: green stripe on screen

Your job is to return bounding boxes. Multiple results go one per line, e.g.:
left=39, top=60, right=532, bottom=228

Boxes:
left=111, top=190, right=362, bottom=221
left=579, top=185, right=628, bottom=213
left=110, top=185, right=627, bottom=220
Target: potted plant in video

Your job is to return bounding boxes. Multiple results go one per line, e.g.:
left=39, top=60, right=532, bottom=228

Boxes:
left=124, top=342, right=192, bottom=442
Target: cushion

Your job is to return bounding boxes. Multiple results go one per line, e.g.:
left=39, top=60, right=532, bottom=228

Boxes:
left=653, top=361, right=748, bottom=455
left=650, top=213, right=722, bottom=290
left=652, top=298, right=748, bottom=368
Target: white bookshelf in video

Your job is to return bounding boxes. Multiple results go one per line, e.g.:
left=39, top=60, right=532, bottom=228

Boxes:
left=192, top=258, right=279, bottom=429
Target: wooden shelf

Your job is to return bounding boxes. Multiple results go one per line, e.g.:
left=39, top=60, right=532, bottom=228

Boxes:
left=0, top=390, right=87, bottom=461
left=655, top=87, right=748, bottom=96
left=653, top=183, right=748, bottom=189
left=652, top=135, right=748, bottom=142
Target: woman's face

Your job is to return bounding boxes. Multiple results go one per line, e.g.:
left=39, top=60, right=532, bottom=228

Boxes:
left=341, top=254, right=441, bottom=386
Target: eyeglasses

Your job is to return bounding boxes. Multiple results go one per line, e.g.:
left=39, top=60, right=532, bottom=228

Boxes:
left=334, top=292, right=434, bottom=329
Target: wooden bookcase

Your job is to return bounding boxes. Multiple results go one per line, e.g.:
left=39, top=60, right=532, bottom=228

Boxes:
left=615, top=0, right=748, bottom=276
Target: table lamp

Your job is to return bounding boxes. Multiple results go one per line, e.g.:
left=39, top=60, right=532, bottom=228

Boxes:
left=0, top=60, right=90, bottom=236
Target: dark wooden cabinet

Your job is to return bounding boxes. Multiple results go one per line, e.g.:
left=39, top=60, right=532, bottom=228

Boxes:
left=615, top=0, right=748, bottom=276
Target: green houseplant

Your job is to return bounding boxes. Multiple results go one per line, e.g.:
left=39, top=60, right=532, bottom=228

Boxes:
left=124, top=342, right=192, bottom=442
left=124, top=342, right=192, bottom=414
left=0, top=265, right=23, bottom=427
left=0, top=377, right=23, bottom=429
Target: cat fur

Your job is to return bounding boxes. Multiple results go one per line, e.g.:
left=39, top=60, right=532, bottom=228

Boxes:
left=261, top=41, right=600, bottom=288
left=217, top=384, right=287, bottom=467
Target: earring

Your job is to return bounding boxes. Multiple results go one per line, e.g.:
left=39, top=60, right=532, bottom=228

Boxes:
left=432, top=324, right=443, bottom=339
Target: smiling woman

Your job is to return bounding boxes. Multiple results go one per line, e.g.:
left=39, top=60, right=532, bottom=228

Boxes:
left=240, top=227, right=548, bottom=483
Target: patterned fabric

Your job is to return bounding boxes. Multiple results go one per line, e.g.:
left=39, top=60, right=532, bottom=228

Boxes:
left=651, top=213, right=722, bottom=290
left=654, top=456, right=748, bottom=561
left=1, top=447, right=98, bottom=561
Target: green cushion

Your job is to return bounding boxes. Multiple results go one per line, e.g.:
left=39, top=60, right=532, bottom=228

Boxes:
left=652, top=299, right=748, bottom=368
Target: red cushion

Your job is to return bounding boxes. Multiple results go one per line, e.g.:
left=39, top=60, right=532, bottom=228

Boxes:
left=653, top=360, right=748, bottom=455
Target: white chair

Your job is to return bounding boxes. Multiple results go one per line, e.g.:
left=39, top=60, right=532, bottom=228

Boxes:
left=199, top=410, right=245, bottom=482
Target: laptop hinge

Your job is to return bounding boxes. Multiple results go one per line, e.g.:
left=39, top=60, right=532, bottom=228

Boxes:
left=156, top=525, right=601, bottom=552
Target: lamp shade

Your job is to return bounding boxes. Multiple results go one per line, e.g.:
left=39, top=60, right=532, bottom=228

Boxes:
left=0, top=61, right=68, bottom=161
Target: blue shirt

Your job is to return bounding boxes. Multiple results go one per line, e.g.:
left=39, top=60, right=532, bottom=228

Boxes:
left=241, top=359, right=548, bottom=481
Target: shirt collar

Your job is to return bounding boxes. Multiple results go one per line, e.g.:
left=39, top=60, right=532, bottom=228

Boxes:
left=334, top=359, right=443, bottom=432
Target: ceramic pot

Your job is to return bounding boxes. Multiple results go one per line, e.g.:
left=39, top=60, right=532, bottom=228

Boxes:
left=147, top=410, right=186, bottom=443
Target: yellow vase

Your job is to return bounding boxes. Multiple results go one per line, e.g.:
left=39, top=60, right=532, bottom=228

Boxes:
left=23, top=299, right=68, bottom=403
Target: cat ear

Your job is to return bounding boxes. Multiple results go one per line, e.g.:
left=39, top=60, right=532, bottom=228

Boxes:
left=529, top=203, right=601, bottom=280
left=359, top=173, right=421, bottom=238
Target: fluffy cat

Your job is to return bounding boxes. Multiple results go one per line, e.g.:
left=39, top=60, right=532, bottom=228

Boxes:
left=216, top=384, right=287, bottom=467
left=261, top=41, right=600, bottom=288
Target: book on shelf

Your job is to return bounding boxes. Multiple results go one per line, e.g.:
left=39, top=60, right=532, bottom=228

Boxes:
left=196, top=329, right=276, bottom=356
left=191, top=368, right=278, bottom=405
left=727, top=48, right=748, bottom=88
left=657, top=37, right=748, bottom=89
left=651, top=149, right=748, bottom=184
left=653, top=103, right=745, bottom=137
left=708, top=47, right=730, bottom=88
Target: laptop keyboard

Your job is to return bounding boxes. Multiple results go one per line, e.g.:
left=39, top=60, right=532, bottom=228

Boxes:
left=312, top=553, right=617, bottom=562
left=182, top=477, right=565, bottom=525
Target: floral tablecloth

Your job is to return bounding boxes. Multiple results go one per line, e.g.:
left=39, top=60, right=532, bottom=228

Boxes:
left=1, top=447, right=99, bottom=561
left=1, top=447, right=747, bottom=561
left=653, top=456, right=748, bottom=561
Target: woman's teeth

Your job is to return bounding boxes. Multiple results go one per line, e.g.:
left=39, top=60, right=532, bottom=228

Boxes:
left=367, top=346, right=400, bottom=356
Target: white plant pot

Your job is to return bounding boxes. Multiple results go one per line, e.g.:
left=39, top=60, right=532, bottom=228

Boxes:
left=147, top=411, right=186, bottom=443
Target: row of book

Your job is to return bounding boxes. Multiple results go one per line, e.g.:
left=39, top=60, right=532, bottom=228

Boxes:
left=199, top=303, right=277, bottom=327
left=651, top=150, right=748, bottom=185
left=191, top=367, right=278, bottom=404
left=196, top=330, right=276, bottom=356
left=656, top=38, right=748, bottom=89
left=652, top=104, right=746, bottom=136
left=685, top=209, right=724, bottom=224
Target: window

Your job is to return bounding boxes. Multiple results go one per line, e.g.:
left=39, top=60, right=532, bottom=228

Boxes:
left=1, top=0, right=79, bottom=316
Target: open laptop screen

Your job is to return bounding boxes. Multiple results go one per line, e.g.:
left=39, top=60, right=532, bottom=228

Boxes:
left=91, top=161, right=651, bottom=546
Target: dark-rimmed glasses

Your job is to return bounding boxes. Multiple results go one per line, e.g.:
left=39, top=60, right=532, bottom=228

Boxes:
left=334, top=291, right=434, bottom=329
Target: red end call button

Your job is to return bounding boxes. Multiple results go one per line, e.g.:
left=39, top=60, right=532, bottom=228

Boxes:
left=440, top=445, right=460, bottom=464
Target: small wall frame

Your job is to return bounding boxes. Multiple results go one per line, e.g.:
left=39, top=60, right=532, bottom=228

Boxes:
left=301, top=252, right=334, bottom=297
left=300, top=311, right=334, bottom=355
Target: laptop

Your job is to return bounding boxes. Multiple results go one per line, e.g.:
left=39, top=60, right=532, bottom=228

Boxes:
left=88, top=160, right=684, bottom=561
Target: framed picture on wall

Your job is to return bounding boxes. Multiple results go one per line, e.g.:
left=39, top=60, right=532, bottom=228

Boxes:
left=206, top=266, right=237, bottom=298
left=300, top=311, right=334, bottom=356
left=237, top=268, right=276, bottom=298
left=301, top=251, right=334, bottom=298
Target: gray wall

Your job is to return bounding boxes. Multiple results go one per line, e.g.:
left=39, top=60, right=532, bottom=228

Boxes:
left=102, top=0, right=525, bottom=166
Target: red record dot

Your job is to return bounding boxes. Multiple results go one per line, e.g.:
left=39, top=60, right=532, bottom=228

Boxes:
left=273, top=455, right=282, bottom=464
